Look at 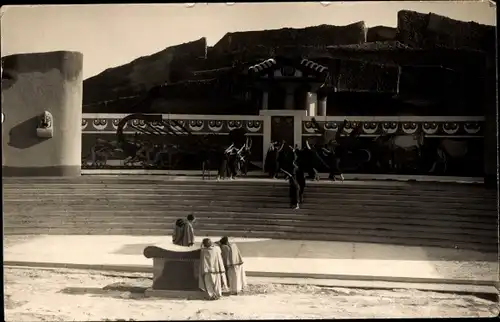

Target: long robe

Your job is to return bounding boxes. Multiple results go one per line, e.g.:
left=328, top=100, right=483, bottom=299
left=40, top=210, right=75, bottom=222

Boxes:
left=199, top=246, right=228, bottom=299
left=220, top=243, right=247, bottom=294
left=288, top=174, right=301, bottom=206
left=295, top=168, right=306, bottom=203
left=172, top=220, right=195, bottom=246
left=264, top=148, right=279, bottom=178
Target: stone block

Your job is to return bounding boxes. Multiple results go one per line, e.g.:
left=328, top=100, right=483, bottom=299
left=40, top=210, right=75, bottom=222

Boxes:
left=143, top=245, right=201, bottom=291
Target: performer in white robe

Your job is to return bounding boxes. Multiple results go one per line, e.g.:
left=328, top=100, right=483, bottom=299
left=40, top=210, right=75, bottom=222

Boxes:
left=219, top=236, right=247, bottom=295
left=199, top=238, right=228, bottom=300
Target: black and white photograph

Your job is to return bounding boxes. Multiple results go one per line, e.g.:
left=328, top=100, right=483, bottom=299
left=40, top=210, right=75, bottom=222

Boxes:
left=1, top=1, right=498, bottom=320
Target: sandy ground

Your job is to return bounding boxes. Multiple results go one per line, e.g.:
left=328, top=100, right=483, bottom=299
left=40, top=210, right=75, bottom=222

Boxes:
left=4, top=267, right=498, bottom=321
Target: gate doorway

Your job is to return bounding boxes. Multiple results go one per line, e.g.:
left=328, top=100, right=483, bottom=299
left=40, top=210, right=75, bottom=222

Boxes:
left=270, top=116, right=294, bottom=146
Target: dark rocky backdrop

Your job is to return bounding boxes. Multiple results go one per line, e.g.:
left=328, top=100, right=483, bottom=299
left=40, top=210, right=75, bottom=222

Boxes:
left=82, top=10, right=495, bottom=116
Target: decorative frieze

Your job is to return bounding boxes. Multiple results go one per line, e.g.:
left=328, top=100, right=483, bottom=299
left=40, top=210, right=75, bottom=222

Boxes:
left=82, top=115, right=264, bottom=135
left=302, top=119, right=484, bottom=137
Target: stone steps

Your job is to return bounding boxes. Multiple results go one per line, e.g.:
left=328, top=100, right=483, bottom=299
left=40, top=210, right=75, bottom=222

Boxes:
left=3, top=177, right=497, bottom=252
left=3, top=197, right=496, bottom=218
left=4, top=200, right=494, bottom=220
left=3, top=185, right=494, bottom=205
left=5, top=210, right=495, bottom=231
left=3, top=180, right=493, bottom=192
left=5, top=199, right=494, bottom=217
left=4, top=184, right=495, bottom=199
left=3, top=190, right=494, bottom=203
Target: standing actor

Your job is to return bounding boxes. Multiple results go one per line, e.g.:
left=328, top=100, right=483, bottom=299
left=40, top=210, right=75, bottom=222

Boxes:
left=294, top=163, right=306, bottom=204
left=218, top=236, right=247, bottom=295
left=199, top=238, right=228, bottom=300
left=282, top=168, right=301, bottom=209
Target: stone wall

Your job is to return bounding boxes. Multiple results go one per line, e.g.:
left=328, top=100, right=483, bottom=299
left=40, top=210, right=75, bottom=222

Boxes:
left=367, top=26, right=397, bottom=42
left=2, top=51, right=83, bottom=176
left=397, top=10, right=495, bottom=53
left=212, top=22, right=367, bottom=55
left=83, top=38, right=207, bottom=105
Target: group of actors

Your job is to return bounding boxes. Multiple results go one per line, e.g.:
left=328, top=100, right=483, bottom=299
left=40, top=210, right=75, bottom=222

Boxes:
left=216, top=143, right=247, bottom=181
left=172, top=215, right=247, bottom=300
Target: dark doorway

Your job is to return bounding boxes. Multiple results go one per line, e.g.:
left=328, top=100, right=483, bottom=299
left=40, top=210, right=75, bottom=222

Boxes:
left=271, top=116, right=294, bottom=145
left=294, top=88, right=307, bottom=110
left=268, top=87, right=285, bottom=110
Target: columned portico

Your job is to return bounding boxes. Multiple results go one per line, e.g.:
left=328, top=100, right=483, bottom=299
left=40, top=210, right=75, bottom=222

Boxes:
left=248, top=57, right=330, bottom=169
left=248, top=57, right=329, bottom=115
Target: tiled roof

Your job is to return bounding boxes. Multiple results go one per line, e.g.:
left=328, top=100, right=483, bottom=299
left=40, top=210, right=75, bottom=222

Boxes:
left=248, top=59, right=277, bottom=73
left=300, top=58, right=328, bottom=73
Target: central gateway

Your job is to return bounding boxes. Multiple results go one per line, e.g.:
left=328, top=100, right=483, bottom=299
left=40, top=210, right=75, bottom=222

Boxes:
left=247, top=56, right=329, bottom=117
left=248, top=56, right=329, bottom=154
left=270, top=116, right=294, bottom=145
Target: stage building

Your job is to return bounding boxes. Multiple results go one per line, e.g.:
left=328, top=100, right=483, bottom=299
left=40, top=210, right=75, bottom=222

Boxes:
left=3, top=10, right=494, bottom=182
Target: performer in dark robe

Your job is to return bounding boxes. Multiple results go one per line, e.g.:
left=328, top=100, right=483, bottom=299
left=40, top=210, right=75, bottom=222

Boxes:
left=276, top=141, right=291, bottom=177
left=303, top=140, right=320, bottom=181
left=282, top=169, right=300, bottom=209
left=218, top=144, right=233, bottom=181
left=172, top=214, right=195, bottom=246
left=228, top=146, right=243, bottom=179
left=225, top=144, right=239, bottom=180
left=199, top=238, right=228, bottom=300
left=264, top=143, right=275, bottom=178
left=294, top=164, right=306, bottom=204
left=327, top=141, right=344, bottom=182
left=265, top=141, right=280, bottom=179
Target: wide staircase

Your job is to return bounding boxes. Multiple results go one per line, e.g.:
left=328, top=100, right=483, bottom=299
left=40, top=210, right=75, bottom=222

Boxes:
left=3, top=176, right=498, bottom=253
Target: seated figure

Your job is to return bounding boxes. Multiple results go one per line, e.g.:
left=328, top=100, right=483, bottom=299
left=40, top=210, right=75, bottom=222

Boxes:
left=172, top=214, right=195, bottom=246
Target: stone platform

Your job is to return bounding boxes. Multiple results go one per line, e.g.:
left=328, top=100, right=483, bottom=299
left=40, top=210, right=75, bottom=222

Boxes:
left=4, top=235, right=498, bottom=294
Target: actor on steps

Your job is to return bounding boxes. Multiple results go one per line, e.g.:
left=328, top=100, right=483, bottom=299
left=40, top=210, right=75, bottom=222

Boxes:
left=282, top=168, right=301, bottom=209
left=294, top=163, right=306, bottom=204
left=199, top=238, right=228, bottom=300
left=172, top=214, right=195, bottom=246
left=218, top=236, right=247, bottom=295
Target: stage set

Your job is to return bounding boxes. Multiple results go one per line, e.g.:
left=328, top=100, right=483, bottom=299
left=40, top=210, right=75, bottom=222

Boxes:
left=2, top=10, right=497, bottom=184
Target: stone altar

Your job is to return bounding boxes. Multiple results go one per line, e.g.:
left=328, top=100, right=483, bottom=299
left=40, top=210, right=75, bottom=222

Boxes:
left=143, top=245, right=205, bottom=298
